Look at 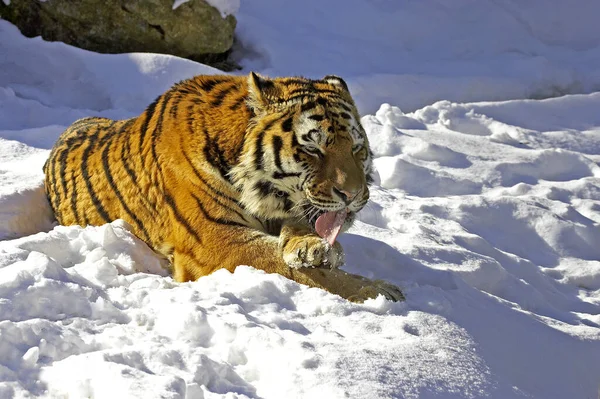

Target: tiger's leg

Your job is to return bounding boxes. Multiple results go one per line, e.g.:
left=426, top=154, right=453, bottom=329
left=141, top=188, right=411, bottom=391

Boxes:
left=278, top=223, right=404, bottom=302
left=279, top=223, right=345, bottom=270
left=171, top=225, right=404, bottom=303
left=290, top=267, right=405, bottom=303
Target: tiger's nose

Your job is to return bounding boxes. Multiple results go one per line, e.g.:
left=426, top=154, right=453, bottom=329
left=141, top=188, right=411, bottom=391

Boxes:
left=332, top=186, right=359, bottom=205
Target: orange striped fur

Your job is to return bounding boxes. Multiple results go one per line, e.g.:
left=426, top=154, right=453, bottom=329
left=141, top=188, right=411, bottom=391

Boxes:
left=43, top=73, right=403, bottom=302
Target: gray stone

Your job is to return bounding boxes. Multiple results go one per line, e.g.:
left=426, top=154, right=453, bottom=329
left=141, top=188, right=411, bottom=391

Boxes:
left=0, top=0, right=237, bottom=70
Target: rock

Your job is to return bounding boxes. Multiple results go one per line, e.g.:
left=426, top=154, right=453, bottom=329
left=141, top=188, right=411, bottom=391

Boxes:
left=0, top=0, right=237, bottom=70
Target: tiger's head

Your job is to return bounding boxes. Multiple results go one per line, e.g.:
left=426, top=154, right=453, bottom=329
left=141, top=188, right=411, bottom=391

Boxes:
left=231, top=72, right=373, bottom=235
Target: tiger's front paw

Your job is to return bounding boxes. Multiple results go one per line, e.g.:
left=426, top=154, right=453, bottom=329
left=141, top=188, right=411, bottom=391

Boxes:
left=347, top=280, right=405, bottom=303
left=281, top=235, right=344, bottom=269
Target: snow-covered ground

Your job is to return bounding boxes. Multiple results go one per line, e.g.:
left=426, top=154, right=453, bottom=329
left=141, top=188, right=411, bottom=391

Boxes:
left=1, top=0, right=600, bottom=397
left=235, top=0, right=600, bottom=114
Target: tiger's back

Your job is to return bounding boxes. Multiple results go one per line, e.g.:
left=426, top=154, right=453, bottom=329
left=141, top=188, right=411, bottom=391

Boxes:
left=44, top=75, right=252, bottom=255
left=43, top=73, right=403, bottom=302
left=44, top=115, right=166, bottom=248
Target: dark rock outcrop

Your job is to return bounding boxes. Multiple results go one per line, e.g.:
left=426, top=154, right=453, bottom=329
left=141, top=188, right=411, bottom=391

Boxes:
left=0, top=0, right=237, bottom=70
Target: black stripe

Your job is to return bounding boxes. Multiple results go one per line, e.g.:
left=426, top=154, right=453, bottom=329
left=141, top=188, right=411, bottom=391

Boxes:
left=179, top=133, right=241, bottom=206
left=281, top=117, right=293, bottom=132
left=150, top=92, right=172, bottom=173
left=340, top=112, right=352, bottom=119
left=291, top=130, right=300, bottom=147
left=308, top=114, right=324, bottom=121
left=201, top=127, right=231, bottom=182
left=69, top=168, right=81, bottom=223
left=172, top=80, right=195, bottom=95
left=46, top=149, right=61, bottom=213
left=229, top=95, right=246, bottom=111
left=253, top=118, right=279, bottom=170
left=339, top=103, right=353, bottom=112
left=199, top=77, right=227, bottom=92
left=80, top=129, right=112, bottom=223
left=67, top=117, right=99, bottom=134
left=177, top=247, right=204, bottom=268
left=254, top=131, right=265, bottom=170
left=184, top=153, right=248, bottom=223
left=314, top=89, right=339, bottom=96
left=101, top=132, right=152, bottom=243
left=282, top=78, right=312, bottom=86
left=255, top=180, right=275, bottom=197
left=192, top=193, right=246, bottom=228
left=119, top=133, right=159, bottom=217
left=301, top=101, right=317, bottom=112
left=281, top=196, right=294, bottom=212
left=272, top=135, right=284, bottom=171
left=59, top=132, right=89, bottom=224
left=273, top=171, right=301, bottom=179
left=169, top=95, right=183, bottom=118
left=47, top=148, right=61, bottom=207
left=138, top=95, right=161, bottom=154
left=120, top=136, right=138, bottom=184
left=57, top=134, right=84, bottom=203
left=288, top=89, right=314, bottom=97
left=164, top=191, right=202, bottom=244
left=230, top=234, right=264, bottom=245
left=174, top=88, right=194, bottom=96
left=210, top=84, right=237, bottom=107
left=96, top=120, right=121, bottom=148
left=289, top=93, right=345, bottom=107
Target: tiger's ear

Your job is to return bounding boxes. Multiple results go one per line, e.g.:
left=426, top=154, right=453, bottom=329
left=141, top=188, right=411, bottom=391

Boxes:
left=247, top=72, right=281, bottom=111
left=323, top=75, right=349, bottom=92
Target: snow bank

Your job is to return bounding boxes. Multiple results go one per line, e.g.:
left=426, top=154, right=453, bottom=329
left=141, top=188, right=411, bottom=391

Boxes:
left=0, top=221, right=495, bottom=398
left=235, top=0, right=600, bottom=113
left=0, top=21, right=220, bottom=134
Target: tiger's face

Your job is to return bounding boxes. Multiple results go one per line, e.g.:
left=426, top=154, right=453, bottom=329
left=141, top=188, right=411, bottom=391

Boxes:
left=231, top=73, right=372, bottom=234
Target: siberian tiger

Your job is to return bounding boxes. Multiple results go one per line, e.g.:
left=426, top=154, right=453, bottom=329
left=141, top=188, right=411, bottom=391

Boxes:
left=43, top=72, right=403, bottom=302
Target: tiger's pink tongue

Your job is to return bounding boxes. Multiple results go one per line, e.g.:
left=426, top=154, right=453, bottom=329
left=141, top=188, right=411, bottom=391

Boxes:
left=315, top=209, right=348, bottom=245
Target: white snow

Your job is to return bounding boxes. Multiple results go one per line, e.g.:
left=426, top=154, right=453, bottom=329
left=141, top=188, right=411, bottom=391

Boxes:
left=1, top=1, right=600, bottom=398
left=234, top=0, right=600, bottom=114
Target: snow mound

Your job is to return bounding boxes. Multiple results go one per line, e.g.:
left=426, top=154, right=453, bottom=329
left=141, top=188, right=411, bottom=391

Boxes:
left=235, top=0, right=600, bottom=113
left=0, top=20, right=221, bottom=133
left=0, top=222, right=494, bottom=399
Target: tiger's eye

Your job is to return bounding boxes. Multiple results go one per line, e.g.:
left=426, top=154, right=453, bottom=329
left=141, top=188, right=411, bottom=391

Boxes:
left=303, top=145, right=323, bottom=158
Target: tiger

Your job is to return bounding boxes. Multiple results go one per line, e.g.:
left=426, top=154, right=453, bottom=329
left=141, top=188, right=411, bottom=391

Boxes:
left=43, top=72, right=403, bottom=302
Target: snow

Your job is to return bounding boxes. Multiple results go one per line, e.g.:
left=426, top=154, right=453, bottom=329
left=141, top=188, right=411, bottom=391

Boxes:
left=234, top=0, right=600, bottom=114
left=1, top=1, right=600, bottom=397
